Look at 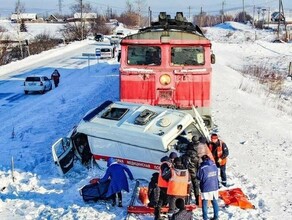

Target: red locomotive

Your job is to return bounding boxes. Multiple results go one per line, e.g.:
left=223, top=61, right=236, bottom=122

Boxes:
left=119, top=12, right=215, bottom=128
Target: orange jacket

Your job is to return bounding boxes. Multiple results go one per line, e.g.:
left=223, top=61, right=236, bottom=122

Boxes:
left=167, top=168, right=189, bottom=196
left=209, top=140, right=228, bottom=166
left=158, top=161, right=171, bottom=188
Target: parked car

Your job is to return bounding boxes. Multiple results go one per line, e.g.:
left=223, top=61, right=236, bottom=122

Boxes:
left=96, top=47, right=114, bottom=59
left=24, top=75, right=52, bottom=94
left=116, top=31, right=125, bottom=38
left=94, top=33, right=104, bottom=42
left=271, top=12, right=285, bottom=22
left=110, top=35, right=121, bottom=45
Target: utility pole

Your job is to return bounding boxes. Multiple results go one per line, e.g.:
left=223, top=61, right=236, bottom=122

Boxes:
left=252, top=5, right=255, bottom=28
left=242, top=0, right=245, bottom=23
left=16, top=0, right=23, bottom=59
left=277, top=0, right=288, bottom=41
left=58, top=0, right=63, bottom=14
left=221, top=1, right=225, bottom=23
left=81, top=0, right=83, bottom=40
left=148, top=7, right=152, bottom=26
left=188, top=6, right=191, bottom=22
left=200, top=7, right=203, bottom=27
left=278, top=0, right=281, bottom=38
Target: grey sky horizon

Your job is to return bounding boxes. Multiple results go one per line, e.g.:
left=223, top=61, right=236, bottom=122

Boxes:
left=0, top=0, right=291, bottom=17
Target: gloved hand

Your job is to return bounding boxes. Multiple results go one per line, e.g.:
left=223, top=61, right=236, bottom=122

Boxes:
left=89, top=178, right=99, bottom=184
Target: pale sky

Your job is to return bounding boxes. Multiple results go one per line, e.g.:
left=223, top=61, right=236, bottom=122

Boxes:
left=0, top=0, right=291, bottom=17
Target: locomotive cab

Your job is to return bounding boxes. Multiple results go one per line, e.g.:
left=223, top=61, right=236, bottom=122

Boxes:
left=120, top=12, right=215, bottom=129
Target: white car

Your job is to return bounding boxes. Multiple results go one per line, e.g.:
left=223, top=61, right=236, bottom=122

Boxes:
left=110, top=35, right=121, bottom=45
left=24, top=75, right=52, bottom=94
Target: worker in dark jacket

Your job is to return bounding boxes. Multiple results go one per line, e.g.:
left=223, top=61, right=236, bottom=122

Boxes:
left=209, top=133, right=229, bottom=187
left=171, top=198, right=192, bottom=220
left=51, top=69, right=60, bottom=87
left=181, top=135, right=200, bottom=205
left=196, top=155, right=219, bottom=220
left=99, top=157, right=134, bottom=207
left=147, top=172, right=160, bottom=208
left=155, top=156, right=172, bottom=220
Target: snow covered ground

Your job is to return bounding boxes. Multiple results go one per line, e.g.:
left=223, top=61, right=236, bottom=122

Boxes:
left=0, top=21, right=292, bottom=219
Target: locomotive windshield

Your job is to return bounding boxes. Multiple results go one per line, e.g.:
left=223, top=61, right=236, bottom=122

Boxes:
left=171, top=46, right=205, bottom=66
left=127, top=46, right=161, bottom=65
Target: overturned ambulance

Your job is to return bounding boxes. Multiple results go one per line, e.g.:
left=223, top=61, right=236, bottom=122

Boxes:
left=52, top=101, right=210, bottom=179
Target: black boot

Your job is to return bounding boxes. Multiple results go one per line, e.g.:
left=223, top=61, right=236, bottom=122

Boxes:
left=154, top=206, right=161, bottom=220
left=112, top=200, right=116, bottom=206
left=118, top=200, right=122, bottom=207
left=111, top=195, right=116, bottom=206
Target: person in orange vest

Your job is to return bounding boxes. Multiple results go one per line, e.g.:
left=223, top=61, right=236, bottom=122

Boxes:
left=155, top=156, right=172, bottom=220
left=167, top=157, right=191, bottom=219
left=209, top=133, right=229, bottom=187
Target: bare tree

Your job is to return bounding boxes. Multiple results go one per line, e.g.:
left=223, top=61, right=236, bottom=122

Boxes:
left=15, top=0, right=25, bottom=13
left=90, top=15, right=111, bottom=35
left=70, top=0, right=92, bottom=13
left=118, top=11, right=140, bottom=27
left=0, top=26, right=12, bottom=65
left=29, top=32, right=61, bottom=55
left=60, top=22, right=91, bottom=42
left=125, top=0, right=134, bottom=13
left=134, top=0, right=146, bottom=27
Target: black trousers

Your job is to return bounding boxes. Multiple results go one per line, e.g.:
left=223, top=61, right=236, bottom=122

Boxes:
left=219, top=164, right=227, bottom=183
left=154, top=187, right=168, bottom=220
left=111, top=192, right=122, bottom=204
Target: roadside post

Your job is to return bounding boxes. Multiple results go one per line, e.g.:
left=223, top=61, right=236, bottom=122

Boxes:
left=96, top=48, right=101, bottom=63
left=82, top=53, right=96, bottom=71
left=288, top=62, right=292, bottom=80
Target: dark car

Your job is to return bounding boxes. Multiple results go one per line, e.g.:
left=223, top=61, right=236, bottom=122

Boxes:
left=95, top=34, right=104, bottom=42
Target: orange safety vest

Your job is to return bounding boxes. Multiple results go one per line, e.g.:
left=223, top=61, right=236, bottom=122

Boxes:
left=167, top=168, right=189, bottom=196
left=158, top=161, right=172, bottom=188
left=209, top=140, right=227, bottom=166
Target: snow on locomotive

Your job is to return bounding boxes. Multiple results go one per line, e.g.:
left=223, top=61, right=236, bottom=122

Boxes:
left=119, top=12, right=215, bottom=128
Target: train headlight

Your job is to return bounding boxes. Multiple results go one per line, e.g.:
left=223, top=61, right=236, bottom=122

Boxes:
left=159, top=74, right=171, bottom=85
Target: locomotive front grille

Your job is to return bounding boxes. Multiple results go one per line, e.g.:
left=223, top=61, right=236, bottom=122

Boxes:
left=159, top=90, right=173, bottom=100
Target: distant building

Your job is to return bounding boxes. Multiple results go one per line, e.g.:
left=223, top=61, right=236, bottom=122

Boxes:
left=10, top=13, right=38, bottom=22
left=105, top=18, right=119, bottom=29
left=270, top=10, right=292, bottom=22
left=46, top=14, right=63, bottom=23
left=73, top=13, right=97, bottom=20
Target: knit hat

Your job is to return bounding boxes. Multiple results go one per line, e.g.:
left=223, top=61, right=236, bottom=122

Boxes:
left=151, top=172, right=159, bottom=183
left=160, top=155, right=170, bottom=162
left=173, top=157, right=184, bottom=169
left=192, top=135, right=200, bottom=144
left=107, top=157, right=116, bottom=167
left=199, top=136, right=207, bottom=144
left=202, top=155, right=210, bottom=161
left=175, top=198, right=185, bottom=210
left=211, top=133, right=218, bottom=138
left=169, top=152, right=178, bottom=159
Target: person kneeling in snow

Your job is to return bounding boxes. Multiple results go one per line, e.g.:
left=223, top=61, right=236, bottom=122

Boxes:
left=99, top=157, right=134, bottom=207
